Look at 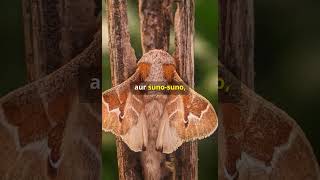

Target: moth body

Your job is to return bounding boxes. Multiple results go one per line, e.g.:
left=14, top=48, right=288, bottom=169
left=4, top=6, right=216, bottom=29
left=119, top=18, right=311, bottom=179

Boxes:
left=102, top=49, right=218, bottom=179
left=140, top=99, right=166, bottom=180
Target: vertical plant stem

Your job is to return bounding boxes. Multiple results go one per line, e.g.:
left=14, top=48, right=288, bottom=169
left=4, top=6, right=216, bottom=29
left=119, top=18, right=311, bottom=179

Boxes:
left=219, top=0, right=255, bottom=88
left=139, top=0, right=172, bottom=53
left=22, top=0, right=99, bottom=81
left=218, top=0, right=255, bottom=179
left=174, top=0, right=198, bottom=179
left=106, top=0, right=139, bottom=179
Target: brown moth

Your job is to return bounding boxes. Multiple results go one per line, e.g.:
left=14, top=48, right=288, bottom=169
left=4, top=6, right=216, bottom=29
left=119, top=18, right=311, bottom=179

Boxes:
left=102, top=50, right=218, bottom=164
left=218, top=65, right=320, bottom=180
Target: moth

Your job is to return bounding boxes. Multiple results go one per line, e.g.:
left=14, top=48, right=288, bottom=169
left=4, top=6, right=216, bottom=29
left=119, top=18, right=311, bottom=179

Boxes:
left=0, top=32, right=101, bottom=179
left=102, top=49, right=218, bottom=154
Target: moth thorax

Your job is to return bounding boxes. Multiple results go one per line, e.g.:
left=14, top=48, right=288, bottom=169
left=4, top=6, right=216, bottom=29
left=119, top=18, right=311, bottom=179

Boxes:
left=145, top=63, right=166, bottom=82
left=138, top=49, right=175, bottom=65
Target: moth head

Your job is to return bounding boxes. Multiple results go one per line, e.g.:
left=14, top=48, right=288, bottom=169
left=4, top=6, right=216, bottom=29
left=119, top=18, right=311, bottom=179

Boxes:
left=137, top=49, right=176, bottom=82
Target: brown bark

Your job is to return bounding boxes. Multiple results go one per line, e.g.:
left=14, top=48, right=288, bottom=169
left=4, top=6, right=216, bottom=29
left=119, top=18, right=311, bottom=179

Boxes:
left=219, top=0, right=254, bottom=88
left=174, top=0, right=195, bottom=86
left=174, top=0, right=198, bottom=179
left=139, top=0, right=172, bottom=53
left=106, top=0, right=140, bottom=179
left=22, top=0, right=99, bottom=81
left=218, top=1, right=255, bottom=178
left=139, top=0, right=173, bottom=179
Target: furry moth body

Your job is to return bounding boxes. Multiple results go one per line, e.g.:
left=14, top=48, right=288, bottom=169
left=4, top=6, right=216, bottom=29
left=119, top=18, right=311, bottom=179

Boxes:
left=102, top=50, right=218, bottom=179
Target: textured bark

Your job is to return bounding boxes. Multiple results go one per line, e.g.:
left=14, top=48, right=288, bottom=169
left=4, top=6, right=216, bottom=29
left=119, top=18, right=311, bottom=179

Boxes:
left=139, top=0, right=172, bottom=53
left=139, top=0, right=173, bottom=178
left=174, top=0, right=198, bottom=179
left=106, top=0, right=140, bottom=179
left=218, top=0, right=255, bottom=178
left=219, top=0, right=254, bottom=88
left=22, top=0, right=100, bottom=81
left=138, top=1, right=172, bottom=179
left=174, top=0, right=195, bottom=86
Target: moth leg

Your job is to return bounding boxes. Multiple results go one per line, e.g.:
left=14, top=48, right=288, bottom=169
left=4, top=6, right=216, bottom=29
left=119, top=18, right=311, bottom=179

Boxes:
left=141, top=112, right=148, bottom=151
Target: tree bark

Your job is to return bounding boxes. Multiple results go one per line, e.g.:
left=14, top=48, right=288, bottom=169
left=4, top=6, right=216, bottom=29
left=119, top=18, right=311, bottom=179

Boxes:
left=174, top=0, right=198, bottom=179
left=139, top=0, right=172, bottom=53
left=106, top=0, right=140, bottom=179
left=219, top=0, right=254, bottom=88
left=218, top=0, right=255, bottom=179
left=138, top=1, right=172, bottom=179
left=22, top=0, right=99, bottom=81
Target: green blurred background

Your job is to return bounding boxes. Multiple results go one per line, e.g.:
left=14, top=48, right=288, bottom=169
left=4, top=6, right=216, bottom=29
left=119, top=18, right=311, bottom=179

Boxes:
left=1, top=0, right=320, bottom=180
left=102, top=1, right=218, bottom=179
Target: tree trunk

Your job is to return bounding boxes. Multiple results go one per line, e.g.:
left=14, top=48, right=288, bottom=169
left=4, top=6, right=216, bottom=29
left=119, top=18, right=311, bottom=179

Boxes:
left=218, top=0, right=255, bottom=179
left=139, top=0, right=171, bottom=53
left=22, top=0, right=99, bottom=81
left=173, top=0, right=198, bottom=179
left=107, top=0, right=199, bottom=179
left=139, top=0, right=198, bottom=179
left=106, top=0, right=140, bottom=179
left=219, top=0, right=255, bottom=88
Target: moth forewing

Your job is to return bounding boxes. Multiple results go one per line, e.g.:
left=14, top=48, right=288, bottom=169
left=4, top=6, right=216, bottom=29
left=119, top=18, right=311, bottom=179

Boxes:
left=155, top=71, right=218, bottom=153
left=102, top=50, right=218, bottom=154
left=173, top=71, right=218, bottom=140
left=102, top=71, right=139, bottom=134
left=102, top=71, right=147, bottom=152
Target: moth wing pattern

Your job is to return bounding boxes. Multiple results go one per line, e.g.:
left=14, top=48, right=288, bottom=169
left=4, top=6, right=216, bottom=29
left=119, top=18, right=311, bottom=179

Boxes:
left=157, top=71, right=218, bottom=154
left=102, top=72, right=147, bottom=152
left=0, top=69, right=101, bottom=179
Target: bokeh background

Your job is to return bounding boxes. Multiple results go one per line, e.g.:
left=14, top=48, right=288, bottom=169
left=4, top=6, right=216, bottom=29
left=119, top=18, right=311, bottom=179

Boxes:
left=254, top=0, right=320, bottom=163
left=1, top=0, right=320, bottom=180
left=0, top=1, right=26, bottom=95
left=102, top=0, right=218, bottom=179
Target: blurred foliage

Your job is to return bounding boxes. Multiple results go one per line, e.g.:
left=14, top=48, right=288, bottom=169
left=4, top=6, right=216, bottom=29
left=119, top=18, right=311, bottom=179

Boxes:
left=254, top=0, right=320, bottom=161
